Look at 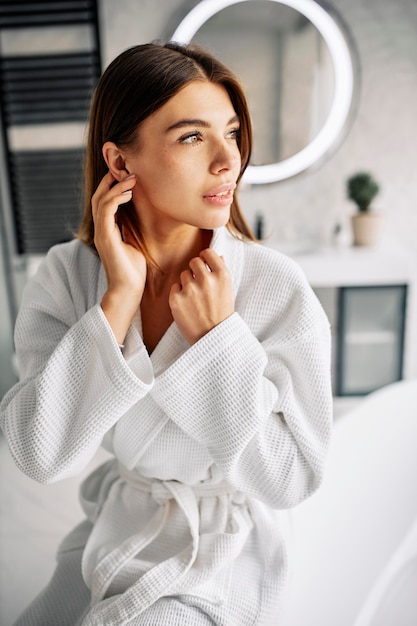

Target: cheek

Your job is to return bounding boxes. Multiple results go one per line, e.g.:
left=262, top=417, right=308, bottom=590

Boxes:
left=134, top=165, right=184, bottom=207
left=142, top=156, right=193, bottom=194
left=131, top=145, right=205, bottom=207
left=131, top=154, right=162, bottom=191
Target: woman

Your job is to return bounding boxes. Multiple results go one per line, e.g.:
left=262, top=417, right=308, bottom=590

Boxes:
left=0, top=41, right=332, bottom=625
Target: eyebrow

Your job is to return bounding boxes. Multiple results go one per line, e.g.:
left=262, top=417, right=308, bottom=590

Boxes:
left=166, top=114, right=240, bottom=133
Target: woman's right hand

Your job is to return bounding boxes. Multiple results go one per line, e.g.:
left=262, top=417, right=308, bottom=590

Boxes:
left=92, top=171, right=147, bottom=345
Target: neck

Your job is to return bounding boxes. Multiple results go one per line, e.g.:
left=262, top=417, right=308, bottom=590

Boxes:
left=145, top=227, right=212, bottom=297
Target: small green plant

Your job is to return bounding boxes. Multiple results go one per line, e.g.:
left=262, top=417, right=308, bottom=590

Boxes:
left=347, top=172, right=380, bottom=212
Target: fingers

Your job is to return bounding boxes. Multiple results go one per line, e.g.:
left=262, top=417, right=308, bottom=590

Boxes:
left=92, top=173, right=136, bottom=219
left=188, top=256, right=210, bottom=279
left=175, top=250, right=226, bottom=290
left=169, top=282, right=181, bottom=297
left=188, top=249, right=224, bottom=277
left=198, top=248, right=225, bottom=273
left=169, top=249, right=234, bottom=345
left=92, top=174, right=137, bottom=251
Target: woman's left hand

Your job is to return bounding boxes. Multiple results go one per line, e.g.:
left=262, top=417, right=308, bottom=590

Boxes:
left=169, top=249, right=235, bottom=345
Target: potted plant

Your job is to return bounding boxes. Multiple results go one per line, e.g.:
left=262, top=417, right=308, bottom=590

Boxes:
left=347, top=171, right=382, bottom=246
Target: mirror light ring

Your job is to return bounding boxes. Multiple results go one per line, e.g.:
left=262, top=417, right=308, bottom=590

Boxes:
left=172, top=0, right=354, bottom=184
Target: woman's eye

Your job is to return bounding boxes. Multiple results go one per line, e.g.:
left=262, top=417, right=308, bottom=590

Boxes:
left=178, top=127, right=240, bottom=144
left=179, top=132, right=202, bottom=144
left=227, top=127, right=241, bottom=141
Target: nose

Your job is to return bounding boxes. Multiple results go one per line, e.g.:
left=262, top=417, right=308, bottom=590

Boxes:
left=210, top=139, right=241, bottom=175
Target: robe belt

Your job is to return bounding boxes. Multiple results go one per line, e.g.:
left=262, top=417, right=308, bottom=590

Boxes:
left=83, top=463, right=251, bottom=626
left=118, top=462, right=239, bottom=503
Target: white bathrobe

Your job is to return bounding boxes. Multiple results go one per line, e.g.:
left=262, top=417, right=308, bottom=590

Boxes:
left=1, top=227, right=332, bottom=625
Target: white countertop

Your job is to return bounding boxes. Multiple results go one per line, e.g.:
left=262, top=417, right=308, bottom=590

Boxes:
left=271, top=244, right=414, bottom=287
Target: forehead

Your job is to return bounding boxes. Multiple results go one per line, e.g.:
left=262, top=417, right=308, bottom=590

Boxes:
left=149, top=80, right=237, bottom=127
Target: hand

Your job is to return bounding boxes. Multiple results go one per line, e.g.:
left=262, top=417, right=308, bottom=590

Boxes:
left=92, top=171, right=146, bottom=296
left=169, top=249, right=235, bottom=345
left=92, top=172, right=147, bottom=343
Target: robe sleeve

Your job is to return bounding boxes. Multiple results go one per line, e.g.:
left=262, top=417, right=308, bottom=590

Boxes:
left=150, top=306, right=332, bottom=509
left=0, top=248, right=154, bottom=484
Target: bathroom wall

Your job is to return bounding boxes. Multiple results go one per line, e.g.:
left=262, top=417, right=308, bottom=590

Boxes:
left=238, top=0, right=417, bottom=256
left=1, top=0, right=416, bottom=398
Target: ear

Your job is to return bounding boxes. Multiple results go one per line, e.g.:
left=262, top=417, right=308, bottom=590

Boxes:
left=102, top=141, right=129, bottom=181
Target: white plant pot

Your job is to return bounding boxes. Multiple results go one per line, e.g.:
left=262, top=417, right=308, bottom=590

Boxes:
left=351, top=213, right=383, bottom=246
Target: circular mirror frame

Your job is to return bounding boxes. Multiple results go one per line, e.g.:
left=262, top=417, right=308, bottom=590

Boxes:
left=172, top=0, right=355, bottom=184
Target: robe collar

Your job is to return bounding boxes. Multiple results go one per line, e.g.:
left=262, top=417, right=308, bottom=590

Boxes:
left=209, top=226, right=245, bottom=296
left=96, top=227, right=246, bottom=370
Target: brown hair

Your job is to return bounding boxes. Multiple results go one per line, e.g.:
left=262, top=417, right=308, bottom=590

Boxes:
left=76, top=41, right=255, bottom=261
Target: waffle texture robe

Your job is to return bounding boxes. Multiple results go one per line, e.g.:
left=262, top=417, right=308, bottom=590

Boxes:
left=1, top=227, right=332, bottom=626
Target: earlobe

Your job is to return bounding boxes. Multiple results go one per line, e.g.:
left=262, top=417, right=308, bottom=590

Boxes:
left=102, top=141, right=128, bottom=181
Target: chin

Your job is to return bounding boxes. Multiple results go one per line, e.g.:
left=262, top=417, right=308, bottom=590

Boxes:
left=201, top=209, right=231, bottom=230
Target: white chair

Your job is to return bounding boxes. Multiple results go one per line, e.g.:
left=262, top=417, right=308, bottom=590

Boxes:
left=281, top=379, right=417, bottom=626
left=353, top=512, right=417, bottom=626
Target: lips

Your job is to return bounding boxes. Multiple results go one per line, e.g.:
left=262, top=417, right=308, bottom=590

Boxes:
left=203, top=183, right=236, bottom=199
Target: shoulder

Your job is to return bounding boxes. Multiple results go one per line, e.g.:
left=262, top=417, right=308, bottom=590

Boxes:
left=44, top=238, right=98, bottom=269
left=243, top=239, right=306, bottom=280
left=237, top=239, right=329, bottom=341
left=37, top=238, right=99, bottom=278
left=23, top=239, right=101, bottom=310
left=240, top=239, right=311, bottom=299
left=219, top=228, right=306, bottom=291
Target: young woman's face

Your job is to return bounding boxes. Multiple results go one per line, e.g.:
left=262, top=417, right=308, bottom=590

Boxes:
left=124, top=80, right=242, bottom=234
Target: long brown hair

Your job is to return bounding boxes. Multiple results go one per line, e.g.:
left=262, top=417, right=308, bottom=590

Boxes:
left=77, top=41, right=255, bottom=261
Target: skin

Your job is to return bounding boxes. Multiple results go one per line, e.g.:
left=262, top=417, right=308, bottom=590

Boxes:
left=91, top=80, right=242, bottom=353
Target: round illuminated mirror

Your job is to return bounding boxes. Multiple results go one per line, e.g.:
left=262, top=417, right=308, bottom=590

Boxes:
left=172, top=0, right=356, bottom=184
